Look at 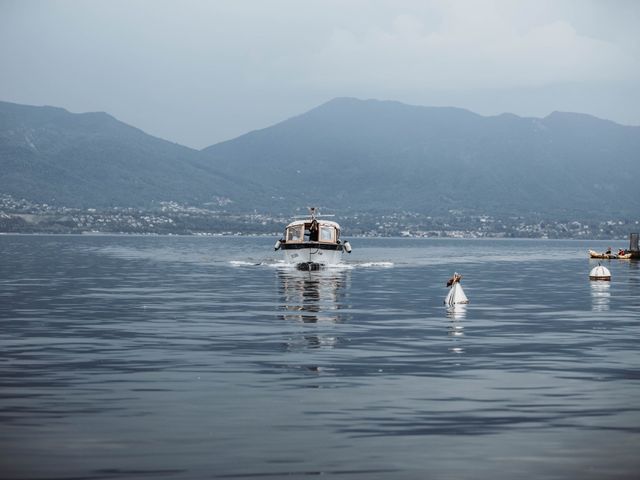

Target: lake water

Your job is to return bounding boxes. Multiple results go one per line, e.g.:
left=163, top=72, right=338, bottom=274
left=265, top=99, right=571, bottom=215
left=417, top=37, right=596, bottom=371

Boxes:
left=1, top=235, right=639, bottom=479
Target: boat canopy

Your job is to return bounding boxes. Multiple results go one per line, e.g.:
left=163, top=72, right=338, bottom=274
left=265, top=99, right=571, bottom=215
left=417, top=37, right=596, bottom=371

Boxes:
left=284, top=219, right=341, bottom=244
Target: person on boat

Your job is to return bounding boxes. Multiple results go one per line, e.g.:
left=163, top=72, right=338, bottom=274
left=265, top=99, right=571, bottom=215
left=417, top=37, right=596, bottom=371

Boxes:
left=605, top=247, right=612, bottom=255
left=618, top=249, right=625, bottom=256
left=309, top=219, right=319, bottom=242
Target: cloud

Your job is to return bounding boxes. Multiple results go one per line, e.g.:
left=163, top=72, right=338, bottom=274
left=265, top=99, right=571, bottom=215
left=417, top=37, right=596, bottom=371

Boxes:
left=1, top=0, right=638, bottom=146
left=305, top=2, right=639, bottom=91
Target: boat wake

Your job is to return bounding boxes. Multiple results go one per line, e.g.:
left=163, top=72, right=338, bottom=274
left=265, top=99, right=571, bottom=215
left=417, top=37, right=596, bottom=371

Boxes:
left=354, top=261, right=394, bottom=268
left=229, top=259, right=286, bottom=267
left=229, top=260, right=394, bottom=269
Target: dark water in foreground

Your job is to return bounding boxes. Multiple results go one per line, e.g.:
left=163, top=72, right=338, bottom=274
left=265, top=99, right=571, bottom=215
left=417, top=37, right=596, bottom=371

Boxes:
left=1, top=235, right=639, bottom=479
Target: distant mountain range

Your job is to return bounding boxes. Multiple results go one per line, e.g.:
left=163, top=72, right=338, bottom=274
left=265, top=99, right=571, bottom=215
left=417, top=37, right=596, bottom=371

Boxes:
left=1, top=98, right=639, bottom=218
left=0, top=101, right=259, bottom=208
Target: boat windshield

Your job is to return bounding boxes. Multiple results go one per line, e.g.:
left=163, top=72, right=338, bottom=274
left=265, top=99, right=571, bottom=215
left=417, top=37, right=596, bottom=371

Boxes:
left=286, top=225, right=303, bottom=242
left=285, top=222, right=339, bottom=243
left=319, top=226, right=336, bottom=242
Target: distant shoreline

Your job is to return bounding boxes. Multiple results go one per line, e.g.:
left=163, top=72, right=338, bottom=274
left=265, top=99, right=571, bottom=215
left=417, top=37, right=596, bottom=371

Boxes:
left=0, top=231, right=628, bottom=242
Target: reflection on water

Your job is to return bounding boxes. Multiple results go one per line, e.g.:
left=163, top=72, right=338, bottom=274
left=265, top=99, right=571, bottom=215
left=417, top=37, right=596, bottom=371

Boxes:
left=446, top=304, right=466, bottom=355
left=446, top=303, right=467, bottom=321
left=277, top=268, right=350, bottom=353
left=277, top=268, right=349, bottom=323
left=447, top=322, right=465, bottom=338
left=590, top=281, right=611, bottom=312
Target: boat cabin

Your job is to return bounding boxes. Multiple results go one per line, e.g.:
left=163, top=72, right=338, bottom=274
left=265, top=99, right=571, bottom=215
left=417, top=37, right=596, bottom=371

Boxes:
left=284, top=219, right=341, bottom=244
left=274, top=208, right=352, bottom=263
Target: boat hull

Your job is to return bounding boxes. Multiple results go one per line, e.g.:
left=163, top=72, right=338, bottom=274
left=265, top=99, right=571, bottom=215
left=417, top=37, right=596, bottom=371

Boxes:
left=281, top=243, right=344, bottom=268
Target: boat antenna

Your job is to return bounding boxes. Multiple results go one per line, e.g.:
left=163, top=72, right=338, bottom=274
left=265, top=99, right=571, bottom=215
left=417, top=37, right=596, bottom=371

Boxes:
left=293, top=207, right=335, bottom=219
left=309, top=206, right=335, bottom=218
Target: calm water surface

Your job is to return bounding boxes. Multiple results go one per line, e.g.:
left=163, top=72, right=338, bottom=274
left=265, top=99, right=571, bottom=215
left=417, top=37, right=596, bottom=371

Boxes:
left=1, top=235, right=639, bottom=479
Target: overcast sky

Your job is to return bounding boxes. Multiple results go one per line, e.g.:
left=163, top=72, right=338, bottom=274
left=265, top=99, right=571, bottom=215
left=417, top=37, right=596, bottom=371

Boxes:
left=1, top=0, right=639, bottom=148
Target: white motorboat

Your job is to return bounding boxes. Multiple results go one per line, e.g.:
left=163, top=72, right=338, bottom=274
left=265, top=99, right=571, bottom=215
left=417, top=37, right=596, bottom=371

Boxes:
left=274, top=208, right=351, bottom=270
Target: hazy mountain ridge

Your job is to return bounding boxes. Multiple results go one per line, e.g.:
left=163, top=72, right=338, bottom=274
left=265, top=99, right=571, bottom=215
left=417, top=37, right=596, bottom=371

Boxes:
left=1, top=98, right=638, bottom=218
left=203, top=98, right=640, bottom=217
left=0, top=101, right=260, bottom=208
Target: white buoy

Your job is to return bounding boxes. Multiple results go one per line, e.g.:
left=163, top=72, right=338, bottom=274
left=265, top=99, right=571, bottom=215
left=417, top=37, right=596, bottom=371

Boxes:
left=589, top=264, right=611, bottom=281
left=445, top=273, right=469, bottom=305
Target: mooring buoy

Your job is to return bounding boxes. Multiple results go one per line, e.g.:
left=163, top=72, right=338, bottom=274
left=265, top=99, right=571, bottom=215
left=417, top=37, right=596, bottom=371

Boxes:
left=445, top=272, right=469, bottom=305
left=589, top=264, right=611, bottom=281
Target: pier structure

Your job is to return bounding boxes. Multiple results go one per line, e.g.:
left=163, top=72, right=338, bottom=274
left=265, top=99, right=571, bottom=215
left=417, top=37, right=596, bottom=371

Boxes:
left=629, top=233, right=639, bottom=259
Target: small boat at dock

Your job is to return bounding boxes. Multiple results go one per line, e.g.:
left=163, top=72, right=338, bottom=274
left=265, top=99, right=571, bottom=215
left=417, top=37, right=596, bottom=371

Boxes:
left=589, top=249, right=632, bottom=260
left=274, top=208, right=351, bottom=270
